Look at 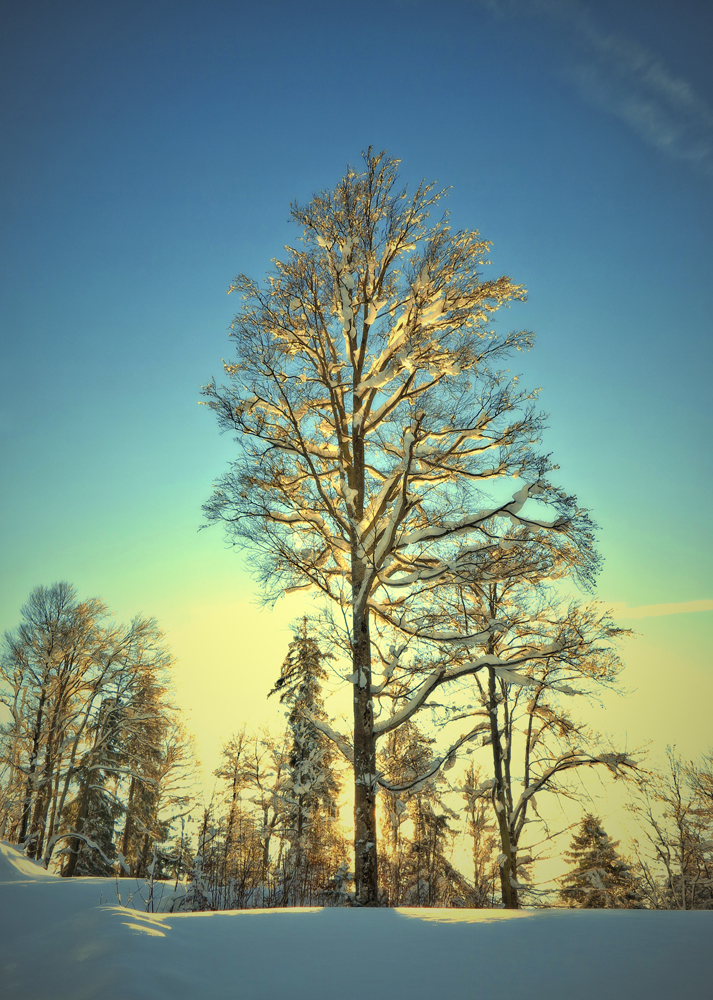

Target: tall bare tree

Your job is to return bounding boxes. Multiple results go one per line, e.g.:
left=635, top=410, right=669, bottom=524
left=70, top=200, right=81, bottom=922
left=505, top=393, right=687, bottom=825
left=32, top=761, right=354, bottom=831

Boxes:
left=202, top=150, right=604, bottom=904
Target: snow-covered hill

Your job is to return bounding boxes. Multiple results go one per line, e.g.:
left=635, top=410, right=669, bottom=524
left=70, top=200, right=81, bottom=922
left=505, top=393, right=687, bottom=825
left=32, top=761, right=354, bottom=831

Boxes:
left=1, top=841, right=710, bottom=1000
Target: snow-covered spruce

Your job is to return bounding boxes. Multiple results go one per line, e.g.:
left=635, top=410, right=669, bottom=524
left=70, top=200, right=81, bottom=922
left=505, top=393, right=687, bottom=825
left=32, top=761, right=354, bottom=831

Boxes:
left=559, top=813, right=642, bottom=908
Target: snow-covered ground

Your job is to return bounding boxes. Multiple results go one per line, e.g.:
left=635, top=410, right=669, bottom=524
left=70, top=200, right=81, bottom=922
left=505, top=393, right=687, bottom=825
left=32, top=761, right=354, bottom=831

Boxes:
left=1, top=842, right=710, bottom=1000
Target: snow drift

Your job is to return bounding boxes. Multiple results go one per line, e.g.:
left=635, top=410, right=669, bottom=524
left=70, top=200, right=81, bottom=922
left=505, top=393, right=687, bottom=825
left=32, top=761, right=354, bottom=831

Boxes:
left=0, top=841, right=710, bottom=1000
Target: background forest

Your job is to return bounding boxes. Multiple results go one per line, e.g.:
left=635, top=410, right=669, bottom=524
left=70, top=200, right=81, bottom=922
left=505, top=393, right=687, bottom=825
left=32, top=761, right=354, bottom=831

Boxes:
left=2, top=581, right=712, bottom=911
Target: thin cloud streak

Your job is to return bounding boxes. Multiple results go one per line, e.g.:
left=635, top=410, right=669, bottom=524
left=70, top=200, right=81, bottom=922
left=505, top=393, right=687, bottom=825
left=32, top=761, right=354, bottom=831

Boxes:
left=610, top=599, right=713, bottom=620
left=477, top=0, right=713, bottom=173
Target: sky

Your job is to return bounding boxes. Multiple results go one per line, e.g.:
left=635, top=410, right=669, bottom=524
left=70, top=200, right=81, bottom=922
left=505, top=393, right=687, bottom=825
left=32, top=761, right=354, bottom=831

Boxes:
left=1, top=0, right=712, bottom=830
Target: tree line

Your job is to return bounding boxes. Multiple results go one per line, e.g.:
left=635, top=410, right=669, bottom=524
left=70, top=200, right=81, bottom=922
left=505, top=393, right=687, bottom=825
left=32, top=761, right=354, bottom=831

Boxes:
left=1, top=585, right=710, bottom=910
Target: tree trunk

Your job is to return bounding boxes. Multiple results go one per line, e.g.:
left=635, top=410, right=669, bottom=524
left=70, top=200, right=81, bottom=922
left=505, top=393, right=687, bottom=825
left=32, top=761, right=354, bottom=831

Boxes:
left=62, top=770, right=92, bottom=877
left=27, top=784, right=49, bottom=861
left=41, top=758, right=64, bottom=868
left=28, top=708, right=61, bottom=860
left=488, top=666, right=518, bottom=909
left=120, top=777, right=136, bottom=874
left=0, top=690, right=26, bottom=842
left=18, top=685, right=47, bottom=848
left=352, top=573, right=378, bottom=905
left=29, top=680, right=71, bottom=860
left=262, top=823, right=271, bottom=870
left=139, top=832, right=151, bottom=879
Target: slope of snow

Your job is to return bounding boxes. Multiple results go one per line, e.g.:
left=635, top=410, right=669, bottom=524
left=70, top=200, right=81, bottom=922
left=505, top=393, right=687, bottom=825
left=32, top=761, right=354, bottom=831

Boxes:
left=1, top=842, right=711, bottom=1000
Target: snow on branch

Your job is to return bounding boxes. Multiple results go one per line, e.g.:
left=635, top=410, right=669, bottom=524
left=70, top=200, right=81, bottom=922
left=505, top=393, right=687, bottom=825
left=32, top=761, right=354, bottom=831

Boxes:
left=371, top=643, right=408, bottom=696
left=510, top=750, right=639, bottom=826
left=373, top=641, right=571, bottom=738
left=303, top=710, right=354, bottom=764
left=392, top=482, right=561, bottom=553
left=376, top=726, right=485, bottom=794
left=47, top=831, right=117, bottom=871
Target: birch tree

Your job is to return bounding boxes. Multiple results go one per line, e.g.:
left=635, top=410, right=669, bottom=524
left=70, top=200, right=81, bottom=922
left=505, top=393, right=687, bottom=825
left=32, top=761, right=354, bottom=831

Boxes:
left=202, top=149, right=603, bottom=904
left=0, top=583, right=187, bottom=876
left=0, top=584, right=107, bottom=851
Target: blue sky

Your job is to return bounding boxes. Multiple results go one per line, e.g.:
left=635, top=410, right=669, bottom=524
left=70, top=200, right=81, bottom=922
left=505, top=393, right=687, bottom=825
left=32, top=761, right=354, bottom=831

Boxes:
left=1, top=0, right=711, bottom=777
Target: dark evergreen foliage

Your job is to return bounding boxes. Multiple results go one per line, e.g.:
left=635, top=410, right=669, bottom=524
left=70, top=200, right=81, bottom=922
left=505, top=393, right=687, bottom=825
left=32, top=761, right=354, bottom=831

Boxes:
left=560, top=813, right=642, bottom=908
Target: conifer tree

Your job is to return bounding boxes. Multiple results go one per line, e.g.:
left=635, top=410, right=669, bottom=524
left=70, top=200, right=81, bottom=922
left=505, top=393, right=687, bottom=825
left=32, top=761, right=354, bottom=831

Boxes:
left=61, top=695, right=126, bottom=876
left=559, top=813, right=641, bottom=908
left=461, top=763, right=498, bottom=907
left=269, top=620, right=343, bottom=902
left=378, top=717, right=468, bottom=906
left=378, top=719, right=434, bottom=905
